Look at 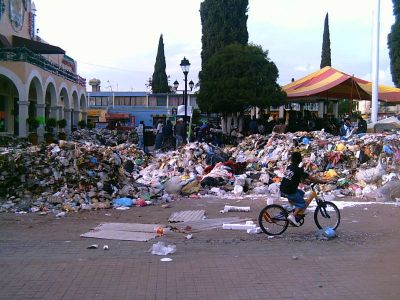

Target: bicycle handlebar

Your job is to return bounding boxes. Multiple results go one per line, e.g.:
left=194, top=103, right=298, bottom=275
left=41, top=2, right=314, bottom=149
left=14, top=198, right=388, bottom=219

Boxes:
left=310, top=180, right=336, bottom=191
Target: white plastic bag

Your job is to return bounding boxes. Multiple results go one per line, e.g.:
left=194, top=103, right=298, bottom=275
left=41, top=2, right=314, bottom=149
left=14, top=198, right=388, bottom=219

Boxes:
left=355, top=161, right=385, bottom=184
left=149, top=242, right=176, bottom=256
left=233, top=185, right=244, bottom=195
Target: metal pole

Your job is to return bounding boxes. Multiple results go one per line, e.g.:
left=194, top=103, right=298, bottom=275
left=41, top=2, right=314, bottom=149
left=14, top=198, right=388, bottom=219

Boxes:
left=371, top=0, right=380, bottom=124
left=184, top=72, right=188, bottom=140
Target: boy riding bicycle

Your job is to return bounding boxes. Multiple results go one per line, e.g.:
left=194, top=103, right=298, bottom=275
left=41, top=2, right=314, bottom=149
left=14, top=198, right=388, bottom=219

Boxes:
left=280, top=152, right=327, bottom=226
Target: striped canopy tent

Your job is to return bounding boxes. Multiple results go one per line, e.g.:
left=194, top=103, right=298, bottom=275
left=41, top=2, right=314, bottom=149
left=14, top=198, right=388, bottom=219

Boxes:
left=283, top=66, right=400, bottom=103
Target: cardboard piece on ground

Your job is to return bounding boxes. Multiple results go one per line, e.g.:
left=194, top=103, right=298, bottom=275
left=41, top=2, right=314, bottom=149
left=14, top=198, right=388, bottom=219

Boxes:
left=80, top=222, right=161, bottom=242
left=168, top=210, right=206, bottom=223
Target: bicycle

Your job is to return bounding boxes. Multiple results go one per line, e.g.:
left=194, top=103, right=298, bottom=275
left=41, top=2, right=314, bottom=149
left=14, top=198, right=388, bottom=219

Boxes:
left=258, top=183, right=340, bottom=236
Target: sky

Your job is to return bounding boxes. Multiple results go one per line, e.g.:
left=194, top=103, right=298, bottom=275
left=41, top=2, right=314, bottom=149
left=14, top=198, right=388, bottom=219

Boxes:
left=33, top=0, right=396, bottom=92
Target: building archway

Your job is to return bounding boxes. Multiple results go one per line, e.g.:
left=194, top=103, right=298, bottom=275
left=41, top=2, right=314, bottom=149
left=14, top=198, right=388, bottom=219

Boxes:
left=0, top=66, right=26, bottom=136
left=27, top=76, right=44, bottom=137
left=59, top=86, right=71, bottom=134
left=72, top=90, right=79, bottom=128
left=79, top=93, right=87, bottom=124
left=0, top=75, right=20, bottom=135
left=44, top=77, right=58, bottom=119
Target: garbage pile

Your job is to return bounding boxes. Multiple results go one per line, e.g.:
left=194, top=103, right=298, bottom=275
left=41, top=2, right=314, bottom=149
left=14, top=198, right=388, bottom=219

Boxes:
left=225, top=131, right=400, bottom=200
left=1, top=129, right=400, bottom=214
left=0, top=140, right=150, bottom=213
left=0, top=135, right=30, bottom=148
left=71, top=128, right=135, bottom=146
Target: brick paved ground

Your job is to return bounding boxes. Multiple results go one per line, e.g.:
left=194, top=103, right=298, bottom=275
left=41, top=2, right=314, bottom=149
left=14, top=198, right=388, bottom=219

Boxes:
left=0, top=196, right=399, bottom=300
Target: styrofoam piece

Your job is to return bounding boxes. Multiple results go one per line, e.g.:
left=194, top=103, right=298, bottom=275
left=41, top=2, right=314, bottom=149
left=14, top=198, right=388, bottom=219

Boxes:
left=247, top=227, right=262, bottom=234
left=222, top=223, right=257, bottom=230
left=223, top=205, right=250, bottom=212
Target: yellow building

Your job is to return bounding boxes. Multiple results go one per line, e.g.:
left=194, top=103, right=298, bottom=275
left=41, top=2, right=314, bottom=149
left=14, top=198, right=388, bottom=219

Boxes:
left=0, top=0, right=87, bottom=137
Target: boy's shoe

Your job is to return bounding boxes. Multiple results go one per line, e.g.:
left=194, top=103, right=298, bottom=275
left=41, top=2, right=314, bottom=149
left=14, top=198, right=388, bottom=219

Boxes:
left=287, top=214, right=300, bottom=227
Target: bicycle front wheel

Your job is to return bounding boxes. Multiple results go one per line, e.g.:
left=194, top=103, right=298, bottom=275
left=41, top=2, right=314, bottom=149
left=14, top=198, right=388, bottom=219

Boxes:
left=314, top=201, right=341, bottom=230
left=258, top=204, right=289, bottom=236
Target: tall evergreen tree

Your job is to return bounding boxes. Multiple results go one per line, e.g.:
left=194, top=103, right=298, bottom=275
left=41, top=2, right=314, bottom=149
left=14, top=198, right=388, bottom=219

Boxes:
left=388, top=0, right=400, bottom=87
left=198, top=44, right=286, bottom=114
left=200, top=0, right=249, bottom=72
left=320, top=13, right=332, bottom=68
left=151, top=34, right=169, bottom=93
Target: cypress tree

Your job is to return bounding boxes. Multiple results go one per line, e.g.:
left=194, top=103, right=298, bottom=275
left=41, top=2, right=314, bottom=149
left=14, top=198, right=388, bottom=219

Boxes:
left=200, top=0, right=249, bottom=72
left=320, top=13, right=332, bottom=68
left=198, top=44, right=286, bottom=114
left=151, top=34, right=169, bottom=93
left=388, top=0, right=400, bottom=87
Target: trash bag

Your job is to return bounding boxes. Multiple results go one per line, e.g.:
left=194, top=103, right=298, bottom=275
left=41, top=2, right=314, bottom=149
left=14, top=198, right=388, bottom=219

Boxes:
left=200, top=177, right=222, bottom=187
left=144, top=130, right=155, bottom=146
left=205, top=152, right=229, bottom=165
left=181, top=180, right=200, bottom=195
left=164, top=176, right=185, bottom=194
left=383, top=145, right=394, bottom=155
left=149, top=241, right=176, bottom=256
left=315, top=227, right=336, bottom=240
left=112, top=197, right=134, bottom=207
left=355, top=161, right=385, bottom=184
left=364, top=180, right=400, bottom=201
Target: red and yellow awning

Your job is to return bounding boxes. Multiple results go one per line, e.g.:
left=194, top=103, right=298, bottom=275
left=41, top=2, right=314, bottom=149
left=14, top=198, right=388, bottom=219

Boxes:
left=283, top=66, right=400, bottom=103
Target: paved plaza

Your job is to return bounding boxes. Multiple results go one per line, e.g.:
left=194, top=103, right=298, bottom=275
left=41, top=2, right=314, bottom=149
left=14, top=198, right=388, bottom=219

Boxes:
left=1, top=196, right=399, bottom=300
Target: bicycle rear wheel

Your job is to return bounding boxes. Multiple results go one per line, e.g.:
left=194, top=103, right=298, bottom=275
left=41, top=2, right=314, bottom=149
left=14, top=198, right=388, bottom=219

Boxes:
left=314, top=201, right=341, bottom=230
left=258, top=204, right=289, bottom=236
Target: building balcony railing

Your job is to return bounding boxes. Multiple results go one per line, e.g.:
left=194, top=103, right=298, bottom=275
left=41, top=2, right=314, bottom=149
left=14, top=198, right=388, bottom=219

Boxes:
left=0, top=47, right=86, bottom=86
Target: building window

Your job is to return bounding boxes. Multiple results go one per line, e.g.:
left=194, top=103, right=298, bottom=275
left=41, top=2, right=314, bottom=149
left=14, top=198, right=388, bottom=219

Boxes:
left=157, top=97, right=167, bottom=106
left=133, top=97, right=146, bottom=106
left=148, top=96, right=156, bottom=106
left=169, top=95, right=184, bottom=106
left=114, top=97, right=122, bottom=106
left=103, top=97, right=109, bottom=106
left=124, top=97, right=130, bottom=106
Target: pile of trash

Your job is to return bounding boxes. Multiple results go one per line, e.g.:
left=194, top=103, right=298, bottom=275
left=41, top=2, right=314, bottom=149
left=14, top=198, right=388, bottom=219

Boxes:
left=71, top=128, right=135, bottom=146
left=1, top=128, right=400, bottom=214
left=0, top=140, right=150, bottom=213
left=225, top=131, right=400, bottom=200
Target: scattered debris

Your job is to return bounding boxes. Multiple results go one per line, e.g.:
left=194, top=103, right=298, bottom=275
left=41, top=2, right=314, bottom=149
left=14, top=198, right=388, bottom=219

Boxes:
left=149, top=241, right=176, bottom=256
left=160, top=258, right=173, bottom=262
left=168, top=210, right=206, bottom=223
left=81, top=223, right=161, bottom=242
left=221, top=205, right=250, bottom=213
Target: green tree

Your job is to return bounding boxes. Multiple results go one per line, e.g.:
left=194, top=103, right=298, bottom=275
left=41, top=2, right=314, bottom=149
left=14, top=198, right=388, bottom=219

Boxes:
left=320, top=13, right=332, bottom=68
left=200, top=0, right=249, bottom=72
left=388, top=0, right=400, bottom=87
left=197, top=43, right=286, bottom=114
left=151, top=34, right=169, bottom=93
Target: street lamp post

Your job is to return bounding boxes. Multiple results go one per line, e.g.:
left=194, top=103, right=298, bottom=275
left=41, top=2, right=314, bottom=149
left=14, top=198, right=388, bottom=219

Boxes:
left=107, top=80, right=115, bottom=108
left=173, top=57, right=194, bottom=141
left=180, top=57, right=190, bottom=138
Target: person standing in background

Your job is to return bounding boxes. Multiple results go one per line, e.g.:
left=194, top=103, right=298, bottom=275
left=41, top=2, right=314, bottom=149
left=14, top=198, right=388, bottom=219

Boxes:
left=155, top=120, right=164, bottom=150
left=356, top=115, right=367, bottom=134
left=136, top=121, right=145, bottom=151
left=175, top=118, right=186, bottom=148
